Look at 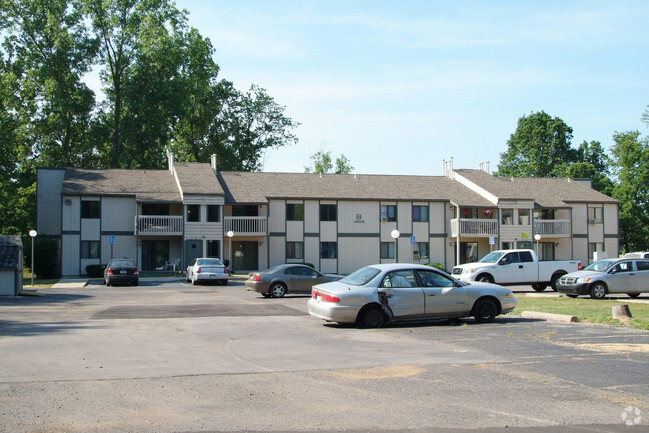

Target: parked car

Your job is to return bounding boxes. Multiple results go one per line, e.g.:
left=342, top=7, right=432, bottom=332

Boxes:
left=452, top=249, right=581, bottom=291
left=104, top=258, right=139, bottom=286
left=307, top=263, right=516, bottom=328
left=246, top=264, right=342, bottom=298
left=186, top=258, right=229, bottom=285
left=622, top=251, right=649, bottom=259
left=556, top=257, right=649, bottom=299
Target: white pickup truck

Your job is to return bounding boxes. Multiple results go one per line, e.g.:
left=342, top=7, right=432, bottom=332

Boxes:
left=451, top=249, right=582, bottom=291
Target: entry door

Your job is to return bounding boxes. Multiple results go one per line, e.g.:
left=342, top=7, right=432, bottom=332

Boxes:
left=232, top=241, right=258, bottom=272
left=184, top=240, right=202, bottom=270
left=141, top=240, right=169, bottom=271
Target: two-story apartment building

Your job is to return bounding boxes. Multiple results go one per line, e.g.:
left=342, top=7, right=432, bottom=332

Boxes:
left=36, top=154, right=618, bottom=276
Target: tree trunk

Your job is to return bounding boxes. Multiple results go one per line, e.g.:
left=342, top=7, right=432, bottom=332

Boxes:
left=612, top=304, right=633, bottom=319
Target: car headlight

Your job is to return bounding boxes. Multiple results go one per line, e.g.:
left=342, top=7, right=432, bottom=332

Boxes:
left=576, top=277, right=591, bottom=284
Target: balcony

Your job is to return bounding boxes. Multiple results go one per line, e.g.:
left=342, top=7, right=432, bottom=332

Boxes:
left=224, top=216, right=267, bottom=236
left=135, top=215, right=183, bottom=236
left=533, top=219, right=571, bottom=237
left=451, top=218, right=498, bottom=237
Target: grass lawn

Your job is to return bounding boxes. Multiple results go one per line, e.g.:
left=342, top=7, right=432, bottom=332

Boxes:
left=513, top=296, right=649, bottom=331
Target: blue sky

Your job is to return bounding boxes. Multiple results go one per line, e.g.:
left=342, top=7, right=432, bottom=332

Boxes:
left=176, top=0, right=649, bottom=175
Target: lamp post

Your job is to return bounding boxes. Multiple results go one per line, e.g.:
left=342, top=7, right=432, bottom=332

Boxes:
left=534, top=234, right=541, bottom=256
left=391, top=229, right=400, bottom=263
left=226, top=230, right=234, bottom=272
left=29, top=230, right=37, bottom=286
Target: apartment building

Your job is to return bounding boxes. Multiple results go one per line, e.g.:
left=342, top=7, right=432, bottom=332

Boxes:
left=36, top=155, right=618, bottom=276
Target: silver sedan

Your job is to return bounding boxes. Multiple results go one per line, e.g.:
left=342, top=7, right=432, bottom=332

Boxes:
left=307, top=263, right=516, bottom=328
left=246, top=264, right=341, bottom=298
left=186, top=258, right=229, bottom=285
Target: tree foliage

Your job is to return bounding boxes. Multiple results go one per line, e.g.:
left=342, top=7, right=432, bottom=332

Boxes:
left=304, top=150, right=354, bottom=174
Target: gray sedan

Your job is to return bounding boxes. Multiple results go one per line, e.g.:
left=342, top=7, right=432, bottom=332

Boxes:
left=245, top=264, right=342, bottom=298
left=557, top=257, right=649, bottom=299
left=307, top=263, right=516, bottom=328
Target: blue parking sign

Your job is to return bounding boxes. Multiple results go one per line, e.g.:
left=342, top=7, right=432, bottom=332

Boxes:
left=410, top=236, right=416, bottom=244
left=109, top=235, right=115, bottom=244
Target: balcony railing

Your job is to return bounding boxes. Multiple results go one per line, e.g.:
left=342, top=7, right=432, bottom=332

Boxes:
left=533, top=219, right=571, bottom=237
left=135, top=215, right=183, bottom=235
left=224, top=216, right=267, bottom=236
left=451, top=218, right=498, bottom=237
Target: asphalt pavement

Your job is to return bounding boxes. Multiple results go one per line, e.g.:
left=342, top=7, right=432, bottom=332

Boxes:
left=1, top=278, right=648, bottom=433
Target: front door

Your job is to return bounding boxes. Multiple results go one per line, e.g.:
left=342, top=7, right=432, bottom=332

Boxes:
left=415, top=269, right=469, bottom=317
left=232, top=241, right=258, bottom=273
left=184, top=240, right=202, bottom=271
left=377, top=269, right=425, bottom=319
left=141, top=240, right=169, bottom=271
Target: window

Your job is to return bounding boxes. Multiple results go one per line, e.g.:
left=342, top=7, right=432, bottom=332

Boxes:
left=501, top=241, right=514, bottom=250
left=413, top=205, right=429, bottom=222
left=589, top=242, right=603, bottom=260
left=287, top=204, right=304, bottom=221
left=380, top=205, right=397, bottom=222
left=518, top=209, right=530, bottom=225
left=636, top=261, right=649, bottom=271
left=286, top=242, right=304, bottom=259
left=320, top=242, right=337, bottom=259
left=588, top=207, right=603, bottom=223
left=320, top=204, right=337, bottom=221
left=381, top=270, right=416, bottom=288
left=501, top=209, right=513, bottom=225
left=186, top=205, right=200, bottom=222
left=416, top=269, right=454, bottom=287
left=81, top=241, right=100, bottom=259
left=81, top=201, right=100, bottom=219
left=207, top=205, right=220, bottom=222
left=288, top=266, right=317, bottom=277
left=413, top=242, right=429, bottom=260
left=380, top=242, right=395, bottom=259
left=519, top=251, right=534, bottom=262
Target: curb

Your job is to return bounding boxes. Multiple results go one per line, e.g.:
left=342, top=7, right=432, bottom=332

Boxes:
left=521, top=311, right=578, bottom=323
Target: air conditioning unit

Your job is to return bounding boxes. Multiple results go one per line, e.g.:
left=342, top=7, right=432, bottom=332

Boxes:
left=381, top=217, right=388, bottom=223
left=588, top=218, right=596, bottom=224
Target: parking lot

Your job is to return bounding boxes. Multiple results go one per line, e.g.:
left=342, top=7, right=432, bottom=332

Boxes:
left=1, top=278, right=649, bottom=433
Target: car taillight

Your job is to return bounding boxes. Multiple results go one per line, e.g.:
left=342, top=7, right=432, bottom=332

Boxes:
left=196, top=267, right=201, bottom=274
left=224, top=267, right=229, bottom=274
left=312, top=290, right=340, bottom=303
left=578, top=262, right=582, bottom=270
left=106, top=269, right=113, bottom=275
left=133, top=269, right=139, bottom=275
left=253, top=274, right=261, bottom=282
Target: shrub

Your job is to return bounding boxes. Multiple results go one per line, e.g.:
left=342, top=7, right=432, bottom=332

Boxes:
left=33, top=237, right=61, bottom=278
left=426, top=263, right=447, bottom=273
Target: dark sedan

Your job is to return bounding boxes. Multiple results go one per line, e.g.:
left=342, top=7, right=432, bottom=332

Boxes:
left=104, top=258, right=139, bottom=286
left=245, top=264, right=342, bottom=298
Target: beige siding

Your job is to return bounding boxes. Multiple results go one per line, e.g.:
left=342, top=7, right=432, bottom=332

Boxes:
left=102, top=197, right=136, bottom=232
left=305, top=201, right=320, bottom=233
left=397, top=202, right=412, bottom=229
left=430, top=202, right=446, bottom=234
left=269, top=236, right=285, bottom=267
left=62, top=197, right=80, bottom=232
left=185, top=222, right=222, bottom=240
left=269, top=200, right=285, bottom=233
left=604, top=238, right=619, bottom=259
left=101, top=235, right=137, bottom=264
left=320, top=221, right=337, bottom=242
left=320, top=258, right=337, bottom=274
left=604, top=203, right=618, bottom=235
left=339, top=237, right=379, bottom=274
left=305, top=237, right=319, bottom=268
left=429, top=237, right=447, bottom=267
left=62, top=234, right=80, bottom=276
left=412, top=222, right=429, bottom=243
left=588, top=222, right=604, bottom=243
left=572, top=204, right=588, bottom=235
left=338, top=202, right=379, bottom=233
left=286, top=221, right=304, bottom=241
left=37, top=169, right=65, bottom=236
left=81, top=219, right=100, bottom=241
left=573, top=238, right=588, bottom=266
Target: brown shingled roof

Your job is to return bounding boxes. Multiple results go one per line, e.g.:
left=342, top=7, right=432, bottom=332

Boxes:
left=454, top=169, right=617, bottom=207
left=62, top=168, right=182, bottom=203
left=218, top=171, right=493, bottom=206
left=173, top=163, right=224, bottom=196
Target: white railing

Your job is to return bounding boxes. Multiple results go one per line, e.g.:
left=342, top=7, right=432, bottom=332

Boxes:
left=224, top=216, right=267, bottom=236
left=534, top=219, right=571, bottom=236
left=452, top=218, right=498, bottom=237
left=136, top=215, right=183, bottom=235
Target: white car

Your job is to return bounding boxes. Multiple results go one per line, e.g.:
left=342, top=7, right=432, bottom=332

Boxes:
left=186, top=258, right=229, bottom=285
left=308, top=263, right=516, bottom=328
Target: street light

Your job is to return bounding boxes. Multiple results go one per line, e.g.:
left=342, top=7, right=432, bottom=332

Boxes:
left=29, top=230, right=37, bottom=286
left=391, top=229, right=400, bottom=262
left=534, top=234, right=541, bottom=256
left=226, top=230, right=234, bottom=272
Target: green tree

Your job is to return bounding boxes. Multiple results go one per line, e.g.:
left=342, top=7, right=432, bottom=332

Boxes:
left=609, top=130, right=649, bottom=252
left=496, top=111, right=575, bottom=177
left=304, top=150, right=354, bottom=174
left=561, top=140, right=614, bottom=195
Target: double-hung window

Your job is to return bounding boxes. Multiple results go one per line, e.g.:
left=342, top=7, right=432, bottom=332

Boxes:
left=320, top=204, right=337, bottom=222
left=381, top=205, right=397, bottom=222
left=286, top=242, right=304, bottom=259
left=413, top=205, right=428, bottom=222
left=320, top=242, right=337, bottom=259
left=287, top=204, right=304, bottom=221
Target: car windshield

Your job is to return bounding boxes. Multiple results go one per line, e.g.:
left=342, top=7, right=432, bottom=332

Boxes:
left=584, top=259, right=616, bottom=272
left=197, top=259, right=223, bottom=266
left=478, top=251, right=505, bottom=263
left=339, top=266, right=382, bottom=286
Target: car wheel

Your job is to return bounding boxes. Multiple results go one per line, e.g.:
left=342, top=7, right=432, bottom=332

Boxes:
left=627, top=293, right=640, bottom=298
left=269, top=283, right=287, bottom=298
left=473, top=298, right=498, bottom=323
left=550, top=274, right=563, bottom=292
left=531, top=284, right=547, bottom=292
left=476, top=274, right=494, bottom=284
left=566, top=294, right=578, bottom=298
left=589, top=282, right=607, bottom=299
left=358, top=307, right=385, bottom=328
